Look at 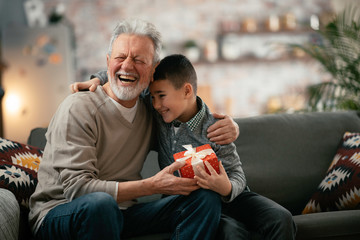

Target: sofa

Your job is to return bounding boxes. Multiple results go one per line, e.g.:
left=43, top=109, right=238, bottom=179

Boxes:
left=1, top=111, right=360, bottom=240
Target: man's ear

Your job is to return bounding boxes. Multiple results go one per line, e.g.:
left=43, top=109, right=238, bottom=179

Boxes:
left=106, top=54, right=110, bottom=68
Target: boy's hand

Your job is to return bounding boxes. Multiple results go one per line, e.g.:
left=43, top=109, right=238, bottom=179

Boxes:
left=70, top=78, right=101, bottom=93
left=207, top=113, right=239, bottom=145
left=194, top=161, right=232, bottom=197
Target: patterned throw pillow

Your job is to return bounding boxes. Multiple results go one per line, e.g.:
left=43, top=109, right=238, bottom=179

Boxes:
left=302, top=132, right=360, bottom=214
left=0, top=137, right=43, bottom=209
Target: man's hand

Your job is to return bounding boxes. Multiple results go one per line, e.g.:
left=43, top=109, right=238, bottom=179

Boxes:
left=194, top=161, right=232, bottom=197
left=150, top=161, right=199, bottom=195
left=70, top=78, right=101, bottom=93
left=207, top=113, right=239, bottom=145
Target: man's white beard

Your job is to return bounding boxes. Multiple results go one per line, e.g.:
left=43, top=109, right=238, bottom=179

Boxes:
left=109, top=76, right=148, bottom=101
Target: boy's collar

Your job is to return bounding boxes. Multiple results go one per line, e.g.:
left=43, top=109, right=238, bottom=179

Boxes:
left=172, top=96, right=205, bottom=132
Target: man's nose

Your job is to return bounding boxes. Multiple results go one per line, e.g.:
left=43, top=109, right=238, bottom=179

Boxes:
left=122, top=57, right=134, bottom=71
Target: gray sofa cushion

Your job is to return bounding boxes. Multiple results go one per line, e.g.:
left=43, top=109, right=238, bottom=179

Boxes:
left=235, top=111, right=360, bottom=214
left=294, top=210, right=360, bottom=240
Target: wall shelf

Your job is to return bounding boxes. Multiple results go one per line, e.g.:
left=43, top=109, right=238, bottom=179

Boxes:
left=192, top=28, right=320, bottom=65
left=193, top=55, right=313, bottom=66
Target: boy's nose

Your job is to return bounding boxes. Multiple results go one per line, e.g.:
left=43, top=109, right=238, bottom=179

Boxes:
left=153, top=99, right=161, bottom=111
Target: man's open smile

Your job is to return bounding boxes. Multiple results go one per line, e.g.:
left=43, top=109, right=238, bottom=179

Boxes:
left=116, top=73, right=138, bottom=84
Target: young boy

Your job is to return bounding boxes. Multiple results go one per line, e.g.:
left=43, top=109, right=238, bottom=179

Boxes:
left=150, top=54, right=296, bottom=239
left=150, top=54, right=246, bottom=201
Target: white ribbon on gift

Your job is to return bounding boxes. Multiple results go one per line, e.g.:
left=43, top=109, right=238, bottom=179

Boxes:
left=175, top=145, right=214, bottom=176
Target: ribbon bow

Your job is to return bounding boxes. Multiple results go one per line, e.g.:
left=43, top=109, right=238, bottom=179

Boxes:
left=175, top=145, right=214, bottom=166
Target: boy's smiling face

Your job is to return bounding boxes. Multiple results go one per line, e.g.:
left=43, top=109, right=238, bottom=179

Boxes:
left=150, top=79, right=190, bottom=123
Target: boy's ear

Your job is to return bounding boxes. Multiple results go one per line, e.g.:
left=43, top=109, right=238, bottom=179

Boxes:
left=184, top=83, right=193, bottom=98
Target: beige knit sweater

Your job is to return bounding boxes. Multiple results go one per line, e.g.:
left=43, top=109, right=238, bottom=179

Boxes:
left=29, top=86, right=154, bottom=233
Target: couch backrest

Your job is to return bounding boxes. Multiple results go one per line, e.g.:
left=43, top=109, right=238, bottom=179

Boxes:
left=28, top=112, right=360, bottom=214
left=235, top=111, right=360, bottom=214
left=27, top=127, right=47, bottom=149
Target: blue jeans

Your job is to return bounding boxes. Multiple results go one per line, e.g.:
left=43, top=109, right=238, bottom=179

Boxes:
left=36, top=189, right=221, bottom=240
left=221, top=189, right=297, bottom=240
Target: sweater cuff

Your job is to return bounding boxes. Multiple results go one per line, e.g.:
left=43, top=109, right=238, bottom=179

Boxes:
left=221, top=181, right=245, bottom=203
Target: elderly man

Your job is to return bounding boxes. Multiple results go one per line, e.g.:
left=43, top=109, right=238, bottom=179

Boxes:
left=29, top=19, right=239, bottom=240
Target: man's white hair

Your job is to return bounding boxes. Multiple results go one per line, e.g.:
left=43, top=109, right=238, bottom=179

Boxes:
left=107, top=19, right=162, bottom=65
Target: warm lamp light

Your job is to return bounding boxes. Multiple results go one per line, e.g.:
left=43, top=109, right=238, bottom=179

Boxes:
left=5, top=93, right=22, bottom=114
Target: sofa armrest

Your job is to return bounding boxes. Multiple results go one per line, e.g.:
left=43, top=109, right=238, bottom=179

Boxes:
left=0, top=188, right=20, bottom=240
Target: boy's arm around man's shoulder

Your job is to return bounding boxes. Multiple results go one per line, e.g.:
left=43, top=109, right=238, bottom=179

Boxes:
left=91, top=70, right=108, bottom=85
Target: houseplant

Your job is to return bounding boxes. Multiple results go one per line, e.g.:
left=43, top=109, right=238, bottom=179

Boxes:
left=290, top=5, right=360, bottom=111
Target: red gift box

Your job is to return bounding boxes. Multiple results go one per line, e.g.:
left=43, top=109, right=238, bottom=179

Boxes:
left=173, top=144, right=219, bottom=178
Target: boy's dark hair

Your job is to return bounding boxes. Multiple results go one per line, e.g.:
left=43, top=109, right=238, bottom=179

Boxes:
left=153, top=54, right=197, bottom=94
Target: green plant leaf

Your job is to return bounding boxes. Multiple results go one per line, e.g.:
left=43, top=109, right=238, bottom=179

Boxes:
left=290, top=4, right=360, bottom=111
